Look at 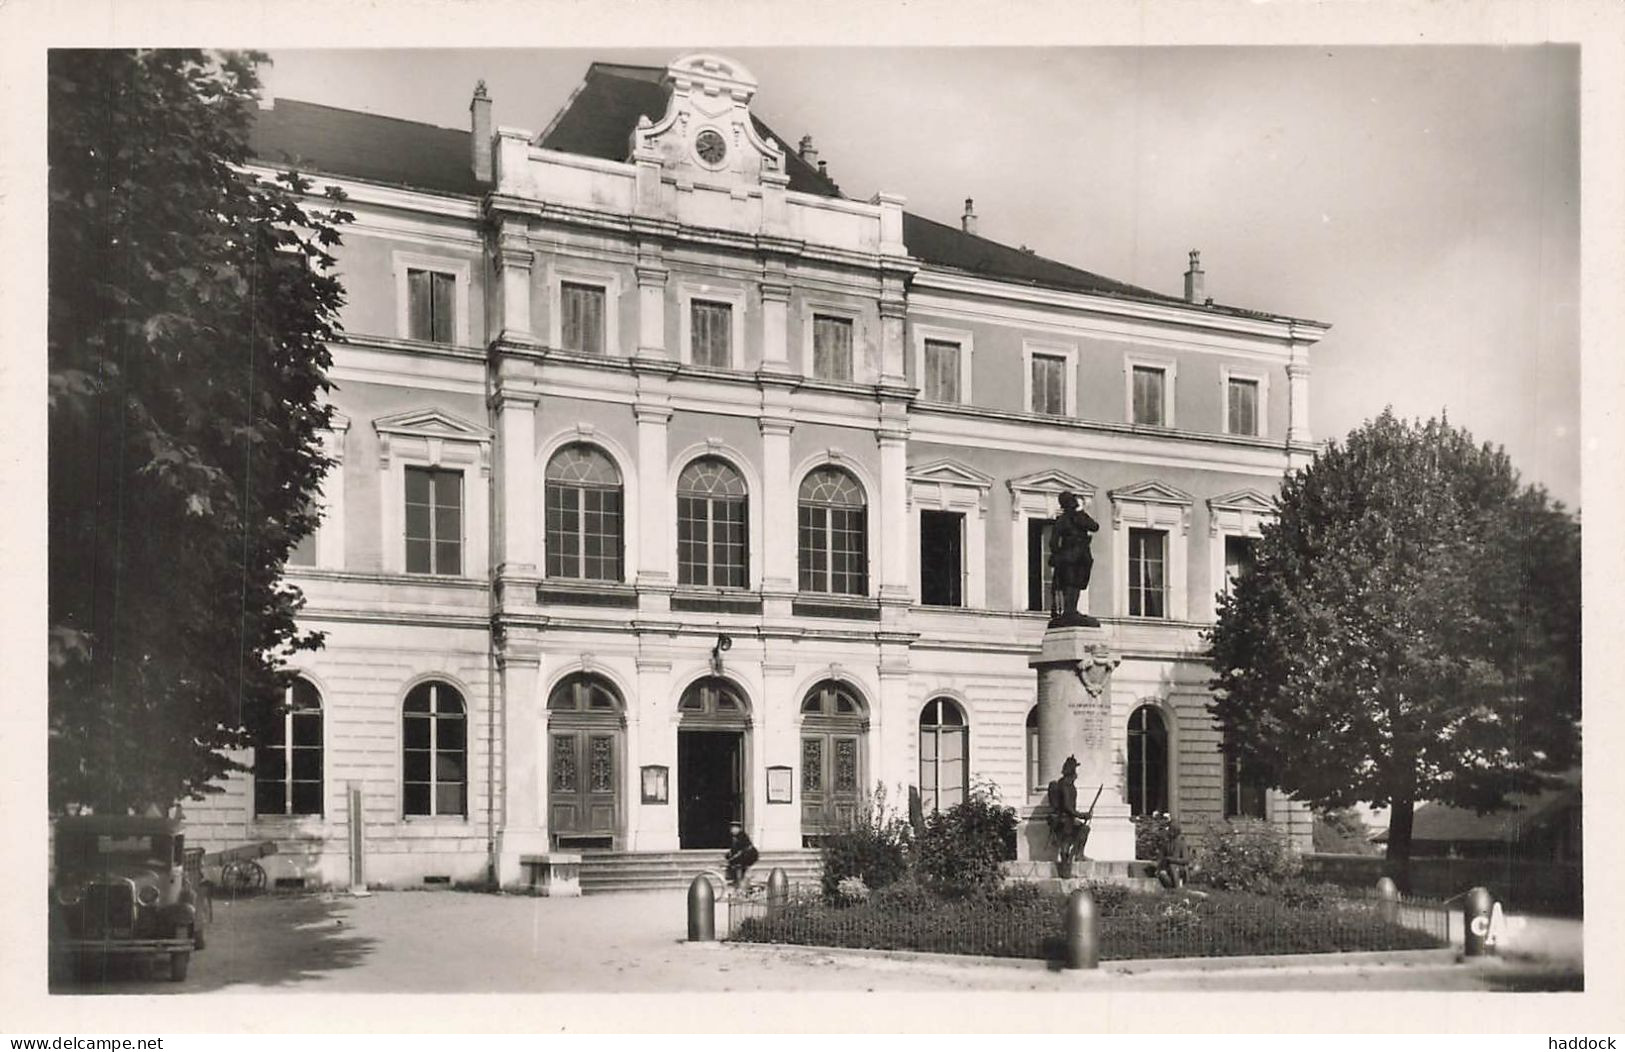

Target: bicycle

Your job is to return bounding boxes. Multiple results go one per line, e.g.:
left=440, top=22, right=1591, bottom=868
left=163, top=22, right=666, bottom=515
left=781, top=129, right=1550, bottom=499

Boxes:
left=697, top=857, right=763, bottom=902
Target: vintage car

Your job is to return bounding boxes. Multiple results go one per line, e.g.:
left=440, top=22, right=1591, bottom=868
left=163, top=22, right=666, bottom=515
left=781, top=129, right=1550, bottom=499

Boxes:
left=50, top=815, right=206, bottom=982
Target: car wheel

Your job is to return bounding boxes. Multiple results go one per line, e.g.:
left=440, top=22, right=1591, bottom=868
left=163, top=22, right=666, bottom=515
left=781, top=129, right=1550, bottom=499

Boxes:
left=169, top=951, right=190, bottom=982
left=193, top=923, right=206, bottom=951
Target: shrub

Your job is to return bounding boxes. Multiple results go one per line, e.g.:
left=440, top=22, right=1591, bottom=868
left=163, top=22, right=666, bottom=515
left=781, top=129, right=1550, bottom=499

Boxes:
left=869, top=879, right=936, bottom=912
left=819, top=782, right=912, bottom=899
left=835, top=875, right=870, bottom=905
left=1191, top=817, right=1303, bottom=892
left=1133, top=812, right=1175, bottom=861
left=913, top=777, right=1018, bottom=898
left=1082, top=880, right=1131, bottom=915
left=1275, top=880, right=1345, bottom=910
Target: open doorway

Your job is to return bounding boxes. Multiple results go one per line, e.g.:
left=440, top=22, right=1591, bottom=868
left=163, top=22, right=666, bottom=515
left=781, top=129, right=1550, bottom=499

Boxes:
left=678, top=730, right=743, bottom=849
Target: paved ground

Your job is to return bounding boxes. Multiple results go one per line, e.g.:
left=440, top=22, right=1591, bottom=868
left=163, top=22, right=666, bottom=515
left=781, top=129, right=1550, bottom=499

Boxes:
left=49, top=888, right=1584, bottom=997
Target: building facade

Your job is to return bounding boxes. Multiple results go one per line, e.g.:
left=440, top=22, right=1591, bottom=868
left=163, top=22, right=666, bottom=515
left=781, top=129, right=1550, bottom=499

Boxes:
left=187, top=53, right=1329, bottom=887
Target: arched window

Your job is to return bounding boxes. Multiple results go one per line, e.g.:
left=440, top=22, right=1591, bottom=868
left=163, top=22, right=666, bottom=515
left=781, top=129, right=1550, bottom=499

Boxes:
left=547, top=673, right=624, bottom=714
left=1026, top=705, right=1041, bottom=794
left=255, top=677, right=323, bottom=816
left=798, top=466, right=867, bottom=595
left=918, top=697, right=968, bottom=813
left=678, top=677, right=749, bottom=721
left=1127, top=704, right=1169, bottom=816
left=403, top=681, right=467, bottom=817
left=677, top=457, right=748, bottom=588
left=545, top=444, right=623, bottom=581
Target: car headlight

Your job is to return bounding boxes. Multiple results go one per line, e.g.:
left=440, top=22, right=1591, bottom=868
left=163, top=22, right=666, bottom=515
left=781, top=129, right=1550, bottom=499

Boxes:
left=55, top=885, right=83, bottom=906
left=137, top=885, right=160, bottom=907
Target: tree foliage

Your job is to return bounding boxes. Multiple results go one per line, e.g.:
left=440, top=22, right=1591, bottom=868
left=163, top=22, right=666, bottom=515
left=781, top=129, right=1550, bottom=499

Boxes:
left=48, top=50, right=352, bottom=812
left=1208, top=410, right=1580, bottom=881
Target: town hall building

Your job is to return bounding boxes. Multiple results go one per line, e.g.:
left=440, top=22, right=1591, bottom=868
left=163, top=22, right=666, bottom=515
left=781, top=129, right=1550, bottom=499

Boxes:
left=186, top=53, right=1330, bottom=889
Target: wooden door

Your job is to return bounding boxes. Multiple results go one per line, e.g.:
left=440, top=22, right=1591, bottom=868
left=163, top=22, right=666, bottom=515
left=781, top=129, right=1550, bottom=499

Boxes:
left=550, top=729, right=617, bottom=846
left=800, top=731, right=861, bottom=843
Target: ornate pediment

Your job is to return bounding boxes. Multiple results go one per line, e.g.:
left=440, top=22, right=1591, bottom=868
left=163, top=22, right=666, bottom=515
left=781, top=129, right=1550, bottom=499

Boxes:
left=1007, top=468, right=1097, bottom=519
left=373, top=407, right=493, bottom=442
left=1109, top=479, right=1194, bottom=507
left=1109, top=479, right=1194, bottom=533
left=628, top=53, right=787, bottom=190
left=1207, top=487, right=1277, bottom=536
left=908, top=459, right=994, bottom=490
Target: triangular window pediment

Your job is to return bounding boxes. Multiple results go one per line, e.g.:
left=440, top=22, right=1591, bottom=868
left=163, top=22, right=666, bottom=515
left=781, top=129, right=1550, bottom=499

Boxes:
left=1207, top=488, right=1276, bottom=516
left=1109, top=480, right=1194, bottom=507
left=1007, top=469, right=1095, bottom=499
left=373, top=407, right=493, bottom=442
left=908, top=459, right=994, bottom=490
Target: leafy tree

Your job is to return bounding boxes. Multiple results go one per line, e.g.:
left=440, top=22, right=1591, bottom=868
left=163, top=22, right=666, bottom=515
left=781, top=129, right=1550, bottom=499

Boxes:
left=1208, top=410, right=1580, bottom=887
left=48, top=50, right=351, bottom=813
left=1312, top=808, right=1379, bottom=856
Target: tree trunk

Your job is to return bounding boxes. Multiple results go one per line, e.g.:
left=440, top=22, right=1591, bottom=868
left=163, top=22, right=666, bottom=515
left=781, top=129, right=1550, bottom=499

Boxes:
left=1384, top=796, right=1415, bottom=892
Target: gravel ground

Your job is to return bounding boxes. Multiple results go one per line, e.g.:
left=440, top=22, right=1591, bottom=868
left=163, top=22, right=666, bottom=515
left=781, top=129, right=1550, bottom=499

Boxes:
left=47, top=888, right=1584, bottom=998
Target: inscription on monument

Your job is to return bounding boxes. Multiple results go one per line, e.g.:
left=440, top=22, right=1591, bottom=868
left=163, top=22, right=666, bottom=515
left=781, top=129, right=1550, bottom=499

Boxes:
left=1067, top=691, right=1111, bottom=751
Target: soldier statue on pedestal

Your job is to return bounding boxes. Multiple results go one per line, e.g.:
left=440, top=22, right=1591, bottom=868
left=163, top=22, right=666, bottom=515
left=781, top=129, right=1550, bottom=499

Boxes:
left=1049, top=491, right=1100, bottom=628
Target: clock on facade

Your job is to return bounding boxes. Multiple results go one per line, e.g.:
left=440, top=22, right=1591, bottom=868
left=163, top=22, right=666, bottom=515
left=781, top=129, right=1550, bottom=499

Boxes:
left=695, top=128, right=728, bottom=167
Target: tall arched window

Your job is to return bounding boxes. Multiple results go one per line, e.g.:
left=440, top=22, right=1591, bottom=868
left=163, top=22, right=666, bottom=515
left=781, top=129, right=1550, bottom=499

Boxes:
left=1025, top=705, right=1041, bottom=794
left=918, top=697, right=968, bottom=813
left=403, top=681, right=467, bottom=817
left=798, top=466, right=867, bottom=595
left=1127, top=704, right=1169, bottom=816
left=677, top=457, right=748, bottom=588
left=545, top=444, right=623, bottom=581
left=255, top=677, right=323, bottom=816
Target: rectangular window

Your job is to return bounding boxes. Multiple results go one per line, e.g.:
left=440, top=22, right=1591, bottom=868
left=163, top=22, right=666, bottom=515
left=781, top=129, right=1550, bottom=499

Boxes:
left=1132, top=366, right=1166, bottom=426
left=798, top=505, right=867, bottom=595
left=561, top=282, right=606, bottom=355
left=813, top=315, right=853, bottom=381
left=1223, top=535, right=1257, bottom=597
left=919, top=510, right=964, bottom=607
left=1031, top=354, right=1066, bottom=415
left=404, top=466, right=463, bottom=576
left=407, top=269, right=455, bottom=344
left=1128, top=527, right=1166, bottom=618
left=1026, top=518, right=1054, bottom=612
left=923, top=339, right=961, bottom=403
left=678, top=496, right=748, bottom=589
left=1228, top=377, right=1259, bottom=436
left=691, top=299, right=733, bottom=368
left=287, top=512, right=318, bottom=568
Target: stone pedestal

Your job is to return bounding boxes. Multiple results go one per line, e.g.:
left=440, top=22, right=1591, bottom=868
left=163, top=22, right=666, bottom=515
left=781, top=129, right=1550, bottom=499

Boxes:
left=1022, top=626, right=1136, bottom=862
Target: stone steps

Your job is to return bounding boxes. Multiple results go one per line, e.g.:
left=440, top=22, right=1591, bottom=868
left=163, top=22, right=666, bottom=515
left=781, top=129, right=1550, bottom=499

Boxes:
left=578, top=849, right=823, bottom=894
left=1003, top=859, right=1164, bottom=893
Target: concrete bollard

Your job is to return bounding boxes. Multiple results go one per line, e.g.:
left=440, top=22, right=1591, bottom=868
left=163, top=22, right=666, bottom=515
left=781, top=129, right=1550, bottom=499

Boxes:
left=1463, top=886, right=1495, bottom=957
left=767, top=867, right=788, bottom=918
left=687, top=874, right=716, bottom=942
left=1063, top=886, right=1098, bottom=970
left=1375, top=877, right=1399, bottom=924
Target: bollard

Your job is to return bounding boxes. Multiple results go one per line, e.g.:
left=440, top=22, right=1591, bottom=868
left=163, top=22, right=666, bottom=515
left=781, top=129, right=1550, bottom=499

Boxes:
left=1375, top=877, right=1399, bottom=924
left=1063, top=887, right=1098, bottom=970
left=1463, top=886, right=1495, bottom=957
left=687, top=874, right=716, bottom=942
left=767, top=867, right=788, bottom=918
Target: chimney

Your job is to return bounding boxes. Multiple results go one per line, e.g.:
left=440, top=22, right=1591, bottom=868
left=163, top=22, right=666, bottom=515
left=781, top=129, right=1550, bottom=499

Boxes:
left=1183, top=249, right=1205, bottom=304
left=798, top=134, right=819, bottom=167
left=961, top=197, right=978, bottom=236
left=469, top=80, right=493, bottom=184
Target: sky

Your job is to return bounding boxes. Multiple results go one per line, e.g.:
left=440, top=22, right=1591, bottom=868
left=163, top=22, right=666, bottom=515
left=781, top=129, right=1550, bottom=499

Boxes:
left=259, top=46, right=1581, bottom=507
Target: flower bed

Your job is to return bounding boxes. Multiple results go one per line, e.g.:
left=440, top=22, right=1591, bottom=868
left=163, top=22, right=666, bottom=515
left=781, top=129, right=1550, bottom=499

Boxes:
left=731, top=883, right=1446, bottom=962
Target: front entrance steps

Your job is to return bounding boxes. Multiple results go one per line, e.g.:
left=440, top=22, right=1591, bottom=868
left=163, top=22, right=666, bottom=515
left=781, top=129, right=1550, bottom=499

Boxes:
left=1003, top=859, right=1163, bottom=893
left=578, top=849, right=823, bottom=895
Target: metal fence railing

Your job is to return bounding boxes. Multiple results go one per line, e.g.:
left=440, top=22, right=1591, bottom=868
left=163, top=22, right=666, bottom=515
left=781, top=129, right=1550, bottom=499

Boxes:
left=725, top=883, right=1450, bottom=963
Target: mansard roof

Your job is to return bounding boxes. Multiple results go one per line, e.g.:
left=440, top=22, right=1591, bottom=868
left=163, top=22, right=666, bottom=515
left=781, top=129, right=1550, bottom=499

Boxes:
left=248, top=59, right=1319, bottom=322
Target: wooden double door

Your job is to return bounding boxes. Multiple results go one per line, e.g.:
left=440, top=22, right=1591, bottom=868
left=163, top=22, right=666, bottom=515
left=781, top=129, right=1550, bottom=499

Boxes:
left=549, top=727, right=618, bottom=848
left=800, top=729, right=863, bottom=844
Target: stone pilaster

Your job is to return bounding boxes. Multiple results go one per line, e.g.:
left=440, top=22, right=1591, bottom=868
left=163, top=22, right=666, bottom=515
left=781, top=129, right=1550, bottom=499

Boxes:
left=635, top=247, right=668, bottom=360
left=878, top=277, right=908, bottom=387
left=759, top=402, right=796, bottom=613
left=876, top=409, right=911, bottom=612
left=634, top=397, right=673, bottom=612
left=494, top=633, right=547, bottom=886
left=631, top=648, right=677, bottom=850
left=1287, top=354, right=1312, bottom=445
left=493, top=220, right=535, bottom=344
left=759, top=655, right=799, bottom=850
left=758, top=276, right=793, bottom=375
